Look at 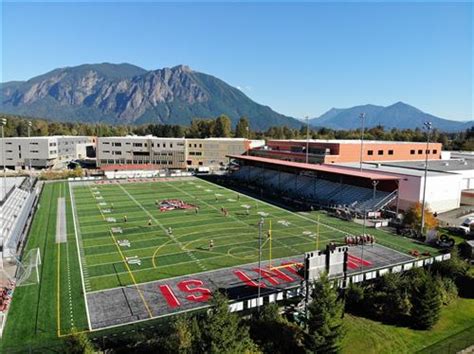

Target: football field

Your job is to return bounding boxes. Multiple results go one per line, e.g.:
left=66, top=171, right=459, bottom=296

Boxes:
left=70, top=177, right=435, bottom=293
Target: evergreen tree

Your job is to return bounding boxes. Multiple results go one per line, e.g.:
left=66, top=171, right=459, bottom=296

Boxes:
left=410, top=274, right=442, bottom=330
left=305, top=273, right=345, bottom=353
left=167, top=314, right=201, bottom=354
left=213, top=115, right=232, bottom=137
left=63, top=329, right=95, bottom=354
left=201, top=292, right=258, bottom=354
left=235, top=116, right=251, bottom=138
left=249, top=303, right=305, bottom=354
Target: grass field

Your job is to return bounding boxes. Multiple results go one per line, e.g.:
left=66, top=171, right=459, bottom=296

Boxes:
left=71, top=177, right=437, bottom=292
left=342, top=298, right=474, bottom=354
left=1, top=182, right=88, bottom=350
left=2, top=177, right=439, bottom=350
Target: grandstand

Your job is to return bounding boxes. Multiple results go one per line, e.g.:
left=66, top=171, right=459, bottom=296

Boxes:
left=227, top=155, right=399, bottom=214
left=0, top=177, right=38, bottom=260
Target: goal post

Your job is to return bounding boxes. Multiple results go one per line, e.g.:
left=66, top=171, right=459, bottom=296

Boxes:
left=14, top=247, right=42, bottom=286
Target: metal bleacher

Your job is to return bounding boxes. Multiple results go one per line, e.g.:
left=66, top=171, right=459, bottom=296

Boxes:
left=231, top=166, right=396, bottom=212
left=0, top=178, right=37, bottom=258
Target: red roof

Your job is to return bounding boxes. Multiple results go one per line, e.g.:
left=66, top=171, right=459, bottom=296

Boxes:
left=227, top=155, right=399, bottom=181
left=100, top=164, right=163, bottom=171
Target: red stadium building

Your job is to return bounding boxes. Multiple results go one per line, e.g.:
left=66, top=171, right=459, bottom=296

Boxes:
left=251, top=139, right=442, bottom=164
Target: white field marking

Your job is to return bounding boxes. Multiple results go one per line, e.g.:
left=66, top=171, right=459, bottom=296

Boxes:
left=87, top=240, right=317, bottom=283
left=117, top=184, right=206, bottom=271
left=198, top=178, right=352, bottom=236
left=86, top=232, right=277, bottom=268
left=84, top=228, right=329, bottom=268
left=227, top=199, right=236, bottom=202
left=68, top=182, right=92, bottom=330
left=83, top=226, right=252, bottom=254
left=165, top=181, right=301, bottom=255
left=86, top=250, right=308, bottom=295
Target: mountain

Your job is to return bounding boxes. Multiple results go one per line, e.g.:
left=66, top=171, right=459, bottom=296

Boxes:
left=310, top=102, right=473, bottom=132
left=1, top=63, right=301, bottom=131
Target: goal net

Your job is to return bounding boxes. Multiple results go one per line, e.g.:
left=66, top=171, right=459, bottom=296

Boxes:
left=6, top=248, right=42, bottom=287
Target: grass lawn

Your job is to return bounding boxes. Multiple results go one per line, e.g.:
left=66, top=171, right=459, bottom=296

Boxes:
left=342, top=298, right=474, bottom=354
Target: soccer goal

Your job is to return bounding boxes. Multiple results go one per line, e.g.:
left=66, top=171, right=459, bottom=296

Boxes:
left=7, top=248, right=42, bottom=286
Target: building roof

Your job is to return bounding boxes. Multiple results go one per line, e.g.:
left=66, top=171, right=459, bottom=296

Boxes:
left=268, top=139, right=440, bottom=145
left=382, top=159, right=474, bottom=172
left=227, top=154, right=400, bottom=181
left=100, top=164, right=165, bottom=171
left=335, top=162, right=454, bottom=177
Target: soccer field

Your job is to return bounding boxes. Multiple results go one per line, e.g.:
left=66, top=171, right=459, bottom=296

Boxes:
left=70, top=177, right=436, bottom=293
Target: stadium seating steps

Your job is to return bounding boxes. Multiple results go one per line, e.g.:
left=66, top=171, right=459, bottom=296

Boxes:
left=231, top=166, right=396, bottom=212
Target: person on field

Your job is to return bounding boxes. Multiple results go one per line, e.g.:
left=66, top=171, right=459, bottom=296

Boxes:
left=209, top=239, right=214, bottom=251
left=123, top=215, right=127, bottom=223
left=148, top=219, right=152, bottom=226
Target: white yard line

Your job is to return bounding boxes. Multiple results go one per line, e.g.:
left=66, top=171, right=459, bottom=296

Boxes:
left=118, top=184, right=206, bottom=271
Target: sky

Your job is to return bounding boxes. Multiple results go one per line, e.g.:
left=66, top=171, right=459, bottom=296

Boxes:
left=1, top=1, right=473, bottom=121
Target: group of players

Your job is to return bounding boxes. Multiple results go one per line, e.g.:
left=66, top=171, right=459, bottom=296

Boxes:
left=344, top=234, right=376, bottom=246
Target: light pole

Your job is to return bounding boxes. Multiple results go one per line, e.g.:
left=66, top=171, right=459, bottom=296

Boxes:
left=359, top=113, right=366, bottom=171
left=1, top=118, right=7, bottom=199
left=246, top=126, right=250, bottom=156
left=305, top=116, right=310, bottom=164
left=257, top=217, right=264, bottom=314
left=420, top=121, right=432, bottom=235
left=27, top=121, right=32, bottom=173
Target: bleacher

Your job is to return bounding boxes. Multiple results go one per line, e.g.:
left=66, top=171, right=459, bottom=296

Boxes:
left=231, top=166, right=396, bottom=212
left=0, top=178, right=37, bottom=259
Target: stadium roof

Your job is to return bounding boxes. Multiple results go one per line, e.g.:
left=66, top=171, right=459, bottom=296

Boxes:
left=227, top=155, right=400, bottom=181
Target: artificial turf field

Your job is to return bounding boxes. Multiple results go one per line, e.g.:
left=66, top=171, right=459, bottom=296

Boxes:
left=71, top=177, right=436, bottom=292
left=2, top=177, right=439, bottom=350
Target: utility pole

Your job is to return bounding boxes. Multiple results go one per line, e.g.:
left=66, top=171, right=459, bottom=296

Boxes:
left=1, top=118, right=7, bottom=199
left=420, top=121, right=432, bottom=235
left=246, top=126, right=250, bottom=156
left=359, top=113, right=366, bottom=171
left=27, top=121, right=32, bottom=175
left=305, top=116, right=310, bottom=164
left=257, top=217, right=264, bottom=314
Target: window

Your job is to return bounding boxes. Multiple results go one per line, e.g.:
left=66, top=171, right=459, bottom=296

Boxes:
left=378, top=150, right=384, bottom=155
left=433, top=149, right=438, bottom=154
left=163, top=143, right=166, bottom=148
left=426, top=149, right=430, bottom=154
left=112, top=142, right=122, bottom=147
left=194, top=144, right=197, bottom=148
left=418, top=150, right=423, bottom=154
left=189, top=143, right=192, bottom=148
left=367, top=150, right=373, bottom=156
left=133, top=143, right=143, bottom=147
left=113, top=151, right=122, bottom=155
left=170, top=143, right=173, bottom=148
left=103, top=142, right=110, bottom=145
left=388, top=150, right=394, bottom=155
left=410, top=150, right=415, bottom=155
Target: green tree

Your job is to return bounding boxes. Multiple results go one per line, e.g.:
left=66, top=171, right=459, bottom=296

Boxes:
left=249, top=303, right=305, bottom=354
left=213, top=115, right=232, bottom=137
left=167, top=314, right=201, bottom=354
left=201, top=292, right=259, bottom=354
left=410, top=273, right=442, bottom=329
left=305, top=273, right=345, bottom=353
left=235, top=117, right=251, bottom=138
left=63, top=329, right=95, bottom=354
